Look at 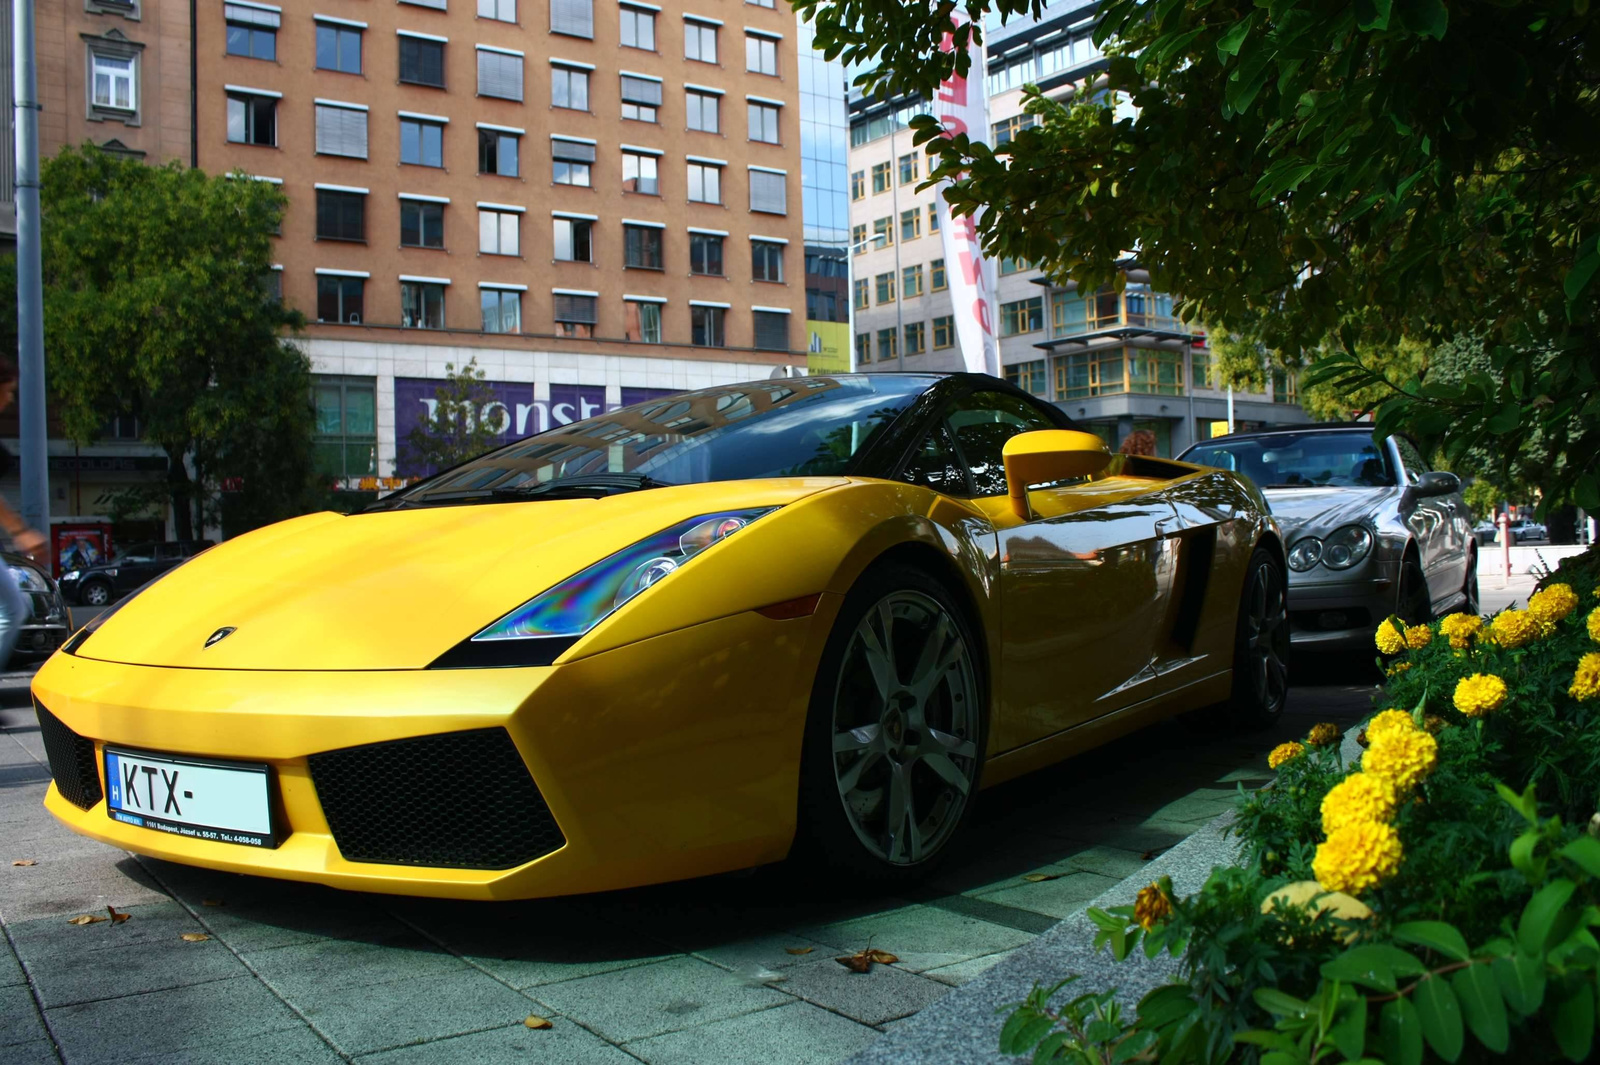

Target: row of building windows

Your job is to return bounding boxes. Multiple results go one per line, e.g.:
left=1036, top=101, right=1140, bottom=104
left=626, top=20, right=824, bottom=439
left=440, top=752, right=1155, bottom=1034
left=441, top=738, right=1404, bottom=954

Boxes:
left=309, top=274, right=791, bottom=349
left=848, top=152, right=921, bottom=199
left=853, top=316, right=958, bottom=362
left=851, top=259, right=949, bottom=307
left=310, top=189, right=790, bottom=277
left=222, top=1, right=784, bottom=78
left=850, top=205, right=941, bottom=252
left=225, top=82, right=787, bottom=154
left=996, top=348, right=1189, bottom=400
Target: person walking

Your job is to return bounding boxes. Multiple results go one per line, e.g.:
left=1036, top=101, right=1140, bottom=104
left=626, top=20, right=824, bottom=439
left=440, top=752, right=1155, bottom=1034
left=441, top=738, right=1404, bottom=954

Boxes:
left=0, top=362, right=50, bottom=665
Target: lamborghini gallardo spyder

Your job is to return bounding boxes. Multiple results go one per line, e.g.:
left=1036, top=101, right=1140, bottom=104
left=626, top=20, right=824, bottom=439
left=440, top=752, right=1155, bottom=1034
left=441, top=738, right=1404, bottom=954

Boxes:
left=33, top=373, right=1288, bottom=898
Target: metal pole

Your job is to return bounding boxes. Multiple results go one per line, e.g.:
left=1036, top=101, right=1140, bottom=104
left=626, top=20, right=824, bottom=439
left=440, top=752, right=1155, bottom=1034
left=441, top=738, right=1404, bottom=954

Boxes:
left=888, top=122, right=903, bottom=372
left=1226, top=384, right=1235, bottom=434
left=13, top=0, right=50, bottom=541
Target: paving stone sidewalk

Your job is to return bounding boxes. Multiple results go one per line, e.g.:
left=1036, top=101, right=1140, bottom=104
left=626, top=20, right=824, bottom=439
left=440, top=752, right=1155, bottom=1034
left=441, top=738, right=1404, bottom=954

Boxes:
left=2, top=667, right=1372, bottom=1064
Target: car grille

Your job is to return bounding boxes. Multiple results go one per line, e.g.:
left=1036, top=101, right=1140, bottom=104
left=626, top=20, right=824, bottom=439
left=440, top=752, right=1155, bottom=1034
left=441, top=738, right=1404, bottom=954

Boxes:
left=35, top=700, right=103, bottom=811
left=308, top=728, right=565, bottom=870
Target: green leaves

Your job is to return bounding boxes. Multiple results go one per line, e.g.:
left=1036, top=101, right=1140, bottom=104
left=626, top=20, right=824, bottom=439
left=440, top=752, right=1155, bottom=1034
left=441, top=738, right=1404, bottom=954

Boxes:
left=1392, top=922, right=1471, bottom=963
left=1566, top=234, right=1600, bottom=302
left=1215, top=14, right=1253, bottom=59
left=1552, top=983, right=1596, bottom=1061
left=1319, top=944, right=1426, bottom=993
left=1413, top=973, right=1464, bottom=1061
left=1519, top=880, right=1578, bottom=956
left=1395, top=0, right=1449, bottom=38
left=1451, top=964, right=1509, bottom=1053
left=1380, top=998, right=1424, bottom=1065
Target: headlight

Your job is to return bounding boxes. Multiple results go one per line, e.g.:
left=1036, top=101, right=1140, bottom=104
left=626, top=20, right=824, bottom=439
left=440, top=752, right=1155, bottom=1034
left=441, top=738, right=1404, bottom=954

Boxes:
left=1322, top=525, right=1374, bottom=569
left=8, top=565, right=46, bottom=592
left=431, top=508, right=776, bottom=669
left=1286, top=538, right=1323, bottom=572
left=61, top=570, right=80, bottom=582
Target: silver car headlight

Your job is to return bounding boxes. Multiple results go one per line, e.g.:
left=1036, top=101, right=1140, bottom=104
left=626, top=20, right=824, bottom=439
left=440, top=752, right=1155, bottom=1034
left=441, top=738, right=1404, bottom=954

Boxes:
left=8, top=565, right=47, bottom=592
left=1287, top=538, right=1323, bottom=572
left=61, top=570, right=80, bottom=581
left=1322, top=525, right=1374, bottom=569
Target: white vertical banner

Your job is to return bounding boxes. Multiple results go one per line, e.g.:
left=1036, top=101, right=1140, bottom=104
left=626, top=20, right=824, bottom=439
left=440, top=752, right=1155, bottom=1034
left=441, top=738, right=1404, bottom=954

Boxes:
left=933, top=16, right=1000, bottom=377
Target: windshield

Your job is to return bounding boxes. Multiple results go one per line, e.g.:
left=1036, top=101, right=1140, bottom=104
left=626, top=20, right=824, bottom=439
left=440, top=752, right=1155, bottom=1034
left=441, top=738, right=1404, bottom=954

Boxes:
left=1184, top=431, right=1395, bottom=489
left=388, top=375, right=934, bottom=506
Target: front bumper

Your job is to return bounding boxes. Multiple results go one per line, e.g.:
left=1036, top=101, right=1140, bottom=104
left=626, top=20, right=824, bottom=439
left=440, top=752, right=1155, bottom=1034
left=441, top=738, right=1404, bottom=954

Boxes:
left=1286, top=560, right=1398, bottom=652
left=31, top=600, right=838, bottom=900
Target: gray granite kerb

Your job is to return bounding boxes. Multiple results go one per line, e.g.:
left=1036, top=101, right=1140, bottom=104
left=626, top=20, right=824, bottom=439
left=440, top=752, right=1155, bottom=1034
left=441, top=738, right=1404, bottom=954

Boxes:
left=846, top=725, right=1370, bottom=1065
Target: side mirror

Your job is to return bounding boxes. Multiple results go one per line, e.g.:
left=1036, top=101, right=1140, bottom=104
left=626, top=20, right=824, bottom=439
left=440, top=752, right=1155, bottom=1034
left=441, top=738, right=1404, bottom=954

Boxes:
left=1412, top=471, right=1461, bottom=498
left=1002, top=430, right=1113, bottom=520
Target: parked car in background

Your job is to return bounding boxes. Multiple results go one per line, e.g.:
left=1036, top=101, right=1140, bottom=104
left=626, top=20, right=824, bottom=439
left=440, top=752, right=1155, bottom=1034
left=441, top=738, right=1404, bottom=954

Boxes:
left=1474, top=517, right=1547, bottom=545
left=1179, top=425, right=1477, bottom=652
left=59, top=540, right=212, bottom=607
left=5, top=551, right=71, bottom=666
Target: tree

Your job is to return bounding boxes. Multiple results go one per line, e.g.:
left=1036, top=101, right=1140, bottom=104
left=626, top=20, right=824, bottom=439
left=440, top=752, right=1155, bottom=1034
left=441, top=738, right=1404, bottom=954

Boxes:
left=38, top=146, right=318, bottom=538
left=400, top=359, right=502, bottom=475
left=799, top=0, right=1600, bottom=511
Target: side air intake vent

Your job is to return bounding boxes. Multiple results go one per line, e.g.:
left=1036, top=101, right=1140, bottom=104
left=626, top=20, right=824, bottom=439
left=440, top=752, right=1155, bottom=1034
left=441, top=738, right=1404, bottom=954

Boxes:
left=35, top=700, right=103, bottom=811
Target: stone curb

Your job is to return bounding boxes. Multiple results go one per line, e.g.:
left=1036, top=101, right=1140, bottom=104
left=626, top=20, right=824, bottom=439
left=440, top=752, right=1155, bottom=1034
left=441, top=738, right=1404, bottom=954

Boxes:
left=846, top=727, right=1369, bottom=1065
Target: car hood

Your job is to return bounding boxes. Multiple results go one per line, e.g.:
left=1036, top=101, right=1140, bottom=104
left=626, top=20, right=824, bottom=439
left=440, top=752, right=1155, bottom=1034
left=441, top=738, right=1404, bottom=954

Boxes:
left=1264, top=486, right=1401, bottom=538
left=75, top=478, right=844, bottom=671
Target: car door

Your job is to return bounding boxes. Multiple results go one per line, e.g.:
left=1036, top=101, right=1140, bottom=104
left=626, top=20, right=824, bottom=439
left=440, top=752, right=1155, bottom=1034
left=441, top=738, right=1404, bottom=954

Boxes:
left=936, top=390, right=1181, bottom=752
left=152, top=542, right=185, bottom=576
left=112, top=543, right=159, bottom=595
left=1392, top=436, right=1458, bottom=597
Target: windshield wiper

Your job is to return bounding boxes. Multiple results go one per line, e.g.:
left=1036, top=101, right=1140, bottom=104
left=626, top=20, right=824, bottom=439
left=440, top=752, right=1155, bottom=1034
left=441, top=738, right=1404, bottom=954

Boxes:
left=487, top=473, right=677, bottom=500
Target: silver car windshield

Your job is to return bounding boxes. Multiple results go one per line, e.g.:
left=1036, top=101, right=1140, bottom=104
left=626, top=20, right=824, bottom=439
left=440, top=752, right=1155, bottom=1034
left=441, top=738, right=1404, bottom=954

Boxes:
left=1185, top=432, right=1396, bottom=489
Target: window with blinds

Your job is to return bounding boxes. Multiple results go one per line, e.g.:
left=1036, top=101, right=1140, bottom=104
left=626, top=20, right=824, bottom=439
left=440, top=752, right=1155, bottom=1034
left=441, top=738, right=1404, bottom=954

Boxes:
left=551, top=138, right=595, bottom=164
left=554, top=293, right=598, bottom=326
left=478, top=50, right=524, bottom=101
left=315, top=190, right=366, bottom=241
left=748, top=169, right=786, bottom=215
left=399, top=37, right=445, bottom=88
left=550, top=0, right=594, bottom=39
left=620, top=75, right=662, bottom=122
left=315, top=105, right=368, bottom=159
left=753, top=311, right=788, bottom=352
left=225, top=3, right=279, bottom=60
left=551, top=138, right=594, bottom=186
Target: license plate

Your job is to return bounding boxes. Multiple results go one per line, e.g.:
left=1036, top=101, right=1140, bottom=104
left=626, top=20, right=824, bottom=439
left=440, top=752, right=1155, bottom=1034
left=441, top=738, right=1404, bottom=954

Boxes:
left=104, top=747, right=279, bottom=849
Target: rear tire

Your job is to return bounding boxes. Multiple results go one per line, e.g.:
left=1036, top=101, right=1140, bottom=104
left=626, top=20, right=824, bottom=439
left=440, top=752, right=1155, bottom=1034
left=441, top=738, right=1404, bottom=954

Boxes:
left=1228, top=548, right=1290, bottom=731
left=794, top=563, right=987, bottom=886
left=1397, top=553, right=1431, bottom=626
left=1461, top=549, right=1480, bottom=617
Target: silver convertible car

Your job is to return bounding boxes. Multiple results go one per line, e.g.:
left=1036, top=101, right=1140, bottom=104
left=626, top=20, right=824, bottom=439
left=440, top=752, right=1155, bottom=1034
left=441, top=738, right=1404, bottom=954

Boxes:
left=1178, top=425, right=1477, bottom=651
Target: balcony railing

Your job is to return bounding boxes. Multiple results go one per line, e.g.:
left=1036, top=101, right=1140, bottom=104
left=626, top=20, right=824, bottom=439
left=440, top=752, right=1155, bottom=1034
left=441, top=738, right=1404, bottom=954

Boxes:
left=1050, top=291, right=1195, bottom=340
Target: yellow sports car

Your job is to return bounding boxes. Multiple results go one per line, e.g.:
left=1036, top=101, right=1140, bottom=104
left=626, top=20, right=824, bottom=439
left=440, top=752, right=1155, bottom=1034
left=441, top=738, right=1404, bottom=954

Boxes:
left=33, top=373, right=1287, bottom=899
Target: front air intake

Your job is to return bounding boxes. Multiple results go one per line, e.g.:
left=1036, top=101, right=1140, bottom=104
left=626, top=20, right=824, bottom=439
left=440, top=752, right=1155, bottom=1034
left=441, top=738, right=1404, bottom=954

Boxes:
left=35, top=700, right=103, bottom=811
left=308, top=728, right=565, bottom=869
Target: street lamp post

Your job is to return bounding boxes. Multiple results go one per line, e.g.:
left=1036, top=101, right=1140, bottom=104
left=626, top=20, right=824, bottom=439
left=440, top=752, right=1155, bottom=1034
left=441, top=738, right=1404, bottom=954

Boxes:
left=13, top=0, right=50, bottom=548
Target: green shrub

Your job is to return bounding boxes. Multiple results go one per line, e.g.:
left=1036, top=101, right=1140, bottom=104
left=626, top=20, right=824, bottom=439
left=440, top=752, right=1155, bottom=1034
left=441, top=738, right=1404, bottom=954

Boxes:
left=1001, top=554, right=1600, bottom=1062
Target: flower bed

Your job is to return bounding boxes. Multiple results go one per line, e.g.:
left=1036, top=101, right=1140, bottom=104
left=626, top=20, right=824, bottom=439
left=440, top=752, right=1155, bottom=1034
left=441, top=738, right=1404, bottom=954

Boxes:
left=1001, top=550, right=1600, bottom=1064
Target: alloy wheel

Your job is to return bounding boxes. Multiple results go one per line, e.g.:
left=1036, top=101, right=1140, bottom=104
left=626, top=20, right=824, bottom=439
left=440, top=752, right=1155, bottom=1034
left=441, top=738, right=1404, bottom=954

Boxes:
left=830, top=590, right=979, bottom=866
left=83, top=584, right=109, bottom=607
left=1245, top=560, right=1290, bottom=713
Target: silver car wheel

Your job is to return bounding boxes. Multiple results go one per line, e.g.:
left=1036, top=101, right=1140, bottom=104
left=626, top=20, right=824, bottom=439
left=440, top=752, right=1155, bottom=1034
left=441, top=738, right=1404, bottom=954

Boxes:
left=82, top=582, right=110, bottom=607
left=830, top=590, right=979, bottom=866
left=1245, top=559, right=1290, bottom=712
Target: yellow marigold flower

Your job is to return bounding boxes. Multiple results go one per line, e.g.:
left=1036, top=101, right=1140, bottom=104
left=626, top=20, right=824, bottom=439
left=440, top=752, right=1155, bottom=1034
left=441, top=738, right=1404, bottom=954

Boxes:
left=1133, top=881, right=1173, bottom=931
left=1386, top=661, right=1413, bottom=677
left=1375, top=618, right=1405, bottom=655
left=1308, top=722, right=1341, bottom=747
left=1312, top=821, right=1403, bottom=896
left=1438, top=612, right=1483, bottom=650
left=1587, top=606, right=1600, bottom=645
left=1363, top=727, right=1439, bottom=793
left=1530, top=584, right=1580, bottom=627
left=1489, top=609, right=1541, bottom=649
left=1572, top=653, right=1600, bottom=703
left=1453, top=673, right=1508, bottom=718
left=1321, top=773, right=1398, bottom=835
left=1365, top=709, right=1416, bottom=746
left=1268, top=741, right=1305, bottom=770
left=1404, top=624, right=1433, bottom=650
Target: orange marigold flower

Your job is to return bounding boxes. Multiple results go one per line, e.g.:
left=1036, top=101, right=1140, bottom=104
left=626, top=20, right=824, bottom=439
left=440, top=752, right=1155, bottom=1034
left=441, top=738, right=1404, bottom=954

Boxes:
left=1321, top=773, right=1398, bottom=835
left=1313, top=822, right=1403, bottom=895
left=1404, top=624, right=1433, bottom=650
left=1268, top=741, right=1305, bottom=770
left=1308, top=722, right=1341, bottom=747
left=1488, top=609, right=1541, bottom=649
left=1363, top=727, right=1439, bottom=793
left=1133, top=881, right=1173, bottom=931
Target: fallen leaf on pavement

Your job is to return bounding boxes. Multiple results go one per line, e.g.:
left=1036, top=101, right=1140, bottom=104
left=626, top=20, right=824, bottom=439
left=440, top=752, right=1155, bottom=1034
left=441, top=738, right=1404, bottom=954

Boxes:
left=12, top=859, right=36, bottom=867
left=180, top=933, right=211, bottom=942
left=1141, top=851, right=1157, bottom=861
left=836, top=945, right=899, bottom=973
left=784, top=947, right=813, bottom=955
left=202, top=899, right=225, bottom=907
left=1022, top=873, right=1060, bottom=883
left=523, top=1014, right=553, bottom=1030
left=107, top=906, right=130, bottom=924
left=67, top=915, right=107, bottom=926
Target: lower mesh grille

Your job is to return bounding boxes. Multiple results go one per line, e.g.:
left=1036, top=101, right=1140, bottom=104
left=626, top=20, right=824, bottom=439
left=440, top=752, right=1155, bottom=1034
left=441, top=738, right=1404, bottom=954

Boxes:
left=35, top=700, right=103, bottom=810
left=308, top=728, right=564, bottom=869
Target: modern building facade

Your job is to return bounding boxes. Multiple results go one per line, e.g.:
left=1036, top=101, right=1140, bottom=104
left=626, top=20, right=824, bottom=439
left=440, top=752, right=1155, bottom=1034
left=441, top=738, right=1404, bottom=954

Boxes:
left=845, top=0, right=1308, bottom=455
left=196, top=0, right=810, bottom=490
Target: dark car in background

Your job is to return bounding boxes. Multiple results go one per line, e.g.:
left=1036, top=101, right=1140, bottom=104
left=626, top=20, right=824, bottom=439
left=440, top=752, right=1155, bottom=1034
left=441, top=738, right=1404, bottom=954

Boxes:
left=59, top=540, right=213, bottom=607
left=5, top=551, right=71, bottom=666
left=1179, top=425, right=1476, bottom=651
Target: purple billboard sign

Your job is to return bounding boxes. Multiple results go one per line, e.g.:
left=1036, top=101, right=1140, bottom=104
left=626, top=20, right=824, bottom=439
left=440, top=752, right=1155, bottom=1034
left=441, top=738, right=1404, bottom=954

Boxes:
left=393, top=378, right=679, bottom=476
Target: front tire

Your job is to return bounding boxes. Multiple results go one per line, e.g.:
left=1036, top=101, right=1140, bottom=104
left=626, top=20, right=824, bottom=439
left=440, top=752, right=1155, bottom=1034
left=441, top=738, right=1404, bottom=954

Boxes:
left=1229, top=548, right=1290, bottom=730
left=1397, top=553, right=1431, bottom=626
left=1461, top=549, right=1480, bottom=617
left=79, top=581, right=112, bottom=608
left=795, top=563, right=987, bottom=884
